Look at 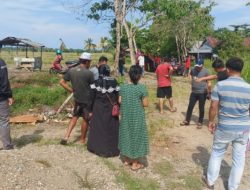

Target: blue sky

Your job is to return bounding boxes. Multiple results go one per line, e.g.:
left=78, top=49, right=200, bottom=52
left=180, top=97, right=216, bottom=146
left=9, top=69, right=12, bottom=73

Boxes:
left=0, top=0, right=249, bottom=49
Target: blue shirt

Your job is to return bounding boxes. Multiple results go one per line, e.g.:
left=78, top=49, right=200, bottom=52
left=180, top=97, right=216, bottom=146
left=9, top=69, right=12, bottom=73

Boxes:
left=211, top=76, right=250, bottom=131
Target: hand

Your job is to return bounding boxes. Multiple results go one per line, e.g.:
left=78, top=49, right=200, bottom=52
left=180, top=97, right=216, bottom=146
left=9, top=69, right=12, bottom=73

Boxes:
left=8, top=98, right=14, bottom=106
left=165, top=75, right=169, bottom=78
left=89, top=113, right=93, bottom=118
left=195, top=78, right=202, bottom=83
left=208, top=122, right=217, bottom=134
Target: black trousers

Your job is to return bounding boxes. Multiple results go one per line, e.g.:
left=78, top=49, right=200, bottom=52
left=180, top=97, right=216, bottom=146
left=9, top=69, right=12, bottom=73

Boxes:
left=185, top=92, right=207, bottom=123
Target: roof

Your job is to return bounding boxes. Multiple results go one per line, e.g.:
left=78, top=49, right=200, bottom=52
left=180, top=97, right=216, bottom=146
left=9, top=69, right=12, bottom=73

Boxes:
left=189, top=41, right=213, bottom=54
left=204, top=36, right=220, bottom=48
left=0, top=37, right=45, bottom=48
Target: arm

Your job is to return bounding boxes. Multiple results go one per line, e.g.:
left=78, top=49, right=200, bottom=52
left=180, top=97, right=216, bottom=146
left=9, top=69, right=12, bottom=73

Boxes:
left=142, top=97, right=149, bottom=107
left=60, top=79, right=73, bottom=93
left=168, top=66, right=173, bottom=76
left=208, top=100, right=219, bottom=134
left=118, top=96, right=122, bottom=104
left=196, top=75, right=217, bottom=83
left=0, top=62, right=13, bottom=105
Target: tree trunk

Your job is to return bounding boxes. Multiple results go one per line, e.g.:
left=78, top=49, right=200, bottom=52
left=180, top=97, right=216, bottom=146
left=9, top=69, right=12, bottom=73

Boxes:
left=114, top=0, right=122, bottom=76
left=175, top=35, right=181, bottom=62
left=124, top=20, right=136, bottom=65
left=132, top=34, right=138, bottom=53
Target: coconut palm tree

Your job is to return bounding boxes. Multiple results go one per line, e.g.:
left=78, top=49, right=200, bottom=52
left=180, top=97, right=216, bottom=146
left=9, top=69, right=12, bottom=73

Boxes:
left=84, top=38, right=93, bottom=51
left=99, top=37, right=109, bottom=52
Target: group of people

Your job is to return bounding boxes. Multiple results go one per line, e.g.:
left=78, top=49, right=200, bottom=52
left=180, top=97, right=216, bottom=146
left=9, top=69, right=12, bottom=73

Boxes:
left=59, top=53, right=149, bottom=171
left=1, top=52, right=250, bottom=188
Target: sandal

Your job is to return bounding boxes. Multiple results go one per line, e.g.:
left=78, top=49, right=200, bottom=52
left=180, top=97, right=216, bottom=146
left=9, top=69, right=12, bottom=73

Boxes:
left=180, top=121, right=189, bottom=126
left=131, top=163, right=145, bottom=171
left=60, top=139, right=68, bottom=145
left=170, top=107, right=177, bottom=112
left=196, top=123, right=203, bottom=129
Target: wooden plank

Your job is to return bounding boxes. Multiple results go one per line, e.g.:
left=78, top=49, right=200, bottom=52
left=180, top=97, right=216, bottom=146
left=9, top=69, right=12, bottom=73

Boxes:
left=10, top=115, right=40, bottom=124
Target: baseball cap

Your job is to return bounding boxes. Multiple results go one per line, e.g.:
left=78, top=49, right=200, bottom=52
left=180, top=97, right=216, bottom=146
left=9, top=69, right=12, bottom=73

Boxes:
left=79, top=52, right=92, bottom=60
left=195, top=58, right=204, bottom=67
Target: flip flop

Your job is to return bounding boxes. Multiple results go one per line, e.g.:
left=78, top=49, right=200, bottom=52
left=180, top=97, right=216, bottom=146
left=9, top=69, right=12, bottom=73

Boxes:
left=196, top=123, right=203, bottom=129
left=60, top=139, right=67, bottom=145
left=180, top=121, right=189, bottom=126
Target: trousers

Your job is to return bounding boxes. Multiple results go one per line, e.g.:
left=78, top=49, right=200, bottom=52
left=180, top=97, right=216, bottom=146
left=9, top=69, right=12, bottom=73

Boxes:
left=0, top=100, right=13, bottom=149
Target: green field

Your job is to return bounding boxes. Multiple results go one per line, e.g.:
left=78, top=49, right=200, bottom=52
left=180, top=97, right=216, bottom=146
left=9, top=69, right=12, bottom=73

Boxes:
left=0, top=50, right=115, bottom=68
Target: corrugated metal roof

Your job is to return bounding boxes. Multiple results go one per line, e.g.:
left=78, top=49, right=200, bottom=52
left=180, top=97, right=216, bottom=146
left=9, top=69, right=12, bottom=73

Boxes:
left=0, top=37, right=45, bottom=48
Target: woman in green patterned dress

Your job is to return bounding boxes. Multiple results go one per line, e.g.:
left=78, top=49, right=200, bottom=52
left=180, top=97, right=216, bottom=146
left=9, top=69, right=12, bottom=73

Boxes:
left=118, top=65, right=149, bottom=171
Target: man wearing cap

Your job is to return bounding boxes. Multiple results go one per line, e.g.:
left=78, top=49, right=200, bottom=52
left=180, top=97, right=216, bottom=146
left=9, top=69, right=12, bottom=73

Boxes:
left=0, top=58, right=14, bottom=150
left=180, top=58, right=211, bottom=128
left=60, top=52, right=94, bottom=145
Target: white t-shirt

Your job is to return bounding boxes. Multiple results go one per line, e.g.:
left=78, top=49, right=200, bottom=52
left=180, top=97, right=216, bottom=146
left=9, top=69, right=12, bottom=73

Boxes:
left=138, top=55, right=145, bottom=66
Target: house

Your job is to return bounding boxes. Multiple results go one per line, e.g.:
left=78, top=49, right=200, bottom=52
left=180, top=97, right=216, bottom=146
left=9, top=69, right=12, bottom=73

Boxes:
left=189, top=36, right=219, bottom=59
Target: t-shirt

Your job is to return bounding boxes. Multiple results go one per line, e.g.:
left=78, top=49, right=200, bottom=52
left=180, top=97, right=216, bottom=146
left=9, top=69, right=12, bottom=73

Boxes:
left=64, top=66, right=94, bottom=104
left=156, top=63, right=172, bottom=87
left=217, top=70, right=228, bottom=81
left=138, top=55, right=145, bottom=66
left=212, top=77, right=250, bottom=131
left=53, top=55, right=62, bottom=65
left=90, top=66, right=99, bottom=81
left=190, top=67, right=209, bottom=94
left=185, top=57, right=191, bottom=68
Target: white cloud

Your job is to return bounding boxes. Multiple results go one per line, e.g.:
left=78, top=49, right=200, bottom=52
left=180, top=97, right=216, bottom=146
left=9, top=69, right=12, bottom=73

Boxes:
left=212, top=0, right=249, bottom=12
left=0, top=0, right=109, bottom=48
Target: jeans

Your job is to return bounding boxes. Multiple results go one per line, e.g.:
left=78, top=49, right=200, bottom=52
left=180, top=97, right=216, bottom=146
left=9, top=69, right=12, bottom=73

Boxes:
left=118, top=64, right=124, bottom=76
left=185, top=92, right=207, bottom=123
left=0, top=100, right=13, bottom=149
left=207, top=129, right=249, bottom=190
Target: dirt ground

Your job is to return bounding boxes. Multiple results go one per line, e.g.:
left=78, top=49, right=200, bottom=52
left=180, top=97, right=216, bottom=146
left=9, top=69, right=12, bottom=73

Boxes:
left=0, top=68, right=249, bottom=190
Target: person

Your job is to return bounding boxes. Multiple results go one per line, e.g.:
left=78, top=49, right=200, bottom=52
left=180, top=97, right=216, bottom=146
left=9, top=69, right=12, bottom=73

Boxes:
left=118, top=49, right=126, bottom=76
left=155, top=57, right=177, bottom=114
left=138, top=52, right=145, bottom=75
left=119, top=65, right=149, bottom=171
left=203, top=57, right=250, bottom=190
left=183, top=55, right=191, bottom=77
left=90, top=56, right=108, bottom=81
left=59, top=52, right=94, bottom=145
left=195, top=59, right=228, bottom=83
left=52, top=49, right=63, bottom=71
left=87, top=64, right=120, bottom=157
left=180, top=58, right=211, bottom=128
left=0, top=58, right=14, bottom=150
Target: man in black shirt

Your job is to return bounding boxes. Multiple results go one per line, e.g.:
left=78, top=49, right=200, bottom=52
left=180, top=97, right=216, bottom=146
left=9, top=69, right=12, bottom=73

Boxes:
left=0, top=58, right=14, bottom=150
left=196, top=59, right=228, bottom=82
left=60, top=53, right=94, bottom=145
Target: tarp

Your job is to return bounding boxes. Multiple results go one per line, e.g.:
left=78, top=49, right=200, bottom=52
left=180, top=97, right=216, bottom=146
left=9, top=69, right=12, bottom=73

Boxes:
left=0, top=37, right=45, bottom=48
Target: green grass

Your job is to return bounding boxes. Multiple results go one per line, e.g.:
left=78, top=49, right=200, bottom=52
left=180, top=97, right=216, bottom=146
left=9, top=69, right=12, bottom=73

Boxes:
left=73, top=170, right=93, bottom=190
left=10, top=72, right=68, bottom=114
left=153, top=161, right=174, bottom=177
left=1, top=50, right=114, bottom=67
left=102, top=159, right=159, bottom=190
left=181, top=174, right=203, bottom=190
left=35, top=138, right=60, bottom=146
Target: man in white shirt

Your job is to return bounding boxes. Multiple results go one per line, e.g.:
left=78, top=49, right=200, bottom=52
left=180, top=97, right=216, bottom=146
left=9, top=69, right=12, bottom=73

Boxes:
left=138, top=52, right=145, bottom=75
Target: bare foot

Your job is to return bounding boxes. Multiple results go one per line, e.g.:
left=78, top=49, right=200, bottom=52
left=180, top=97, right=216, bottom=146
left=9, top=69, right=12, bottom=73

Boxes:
left=79, top=139, right=86, bottom=144
left=131, top=162, right=144, bottom=171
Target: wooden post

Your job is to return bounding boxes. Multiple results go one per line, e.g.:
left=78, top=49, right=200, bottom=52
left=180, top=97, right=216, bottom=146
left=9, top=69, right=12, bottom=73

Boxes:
left=56, top=93, right=73, bottom=114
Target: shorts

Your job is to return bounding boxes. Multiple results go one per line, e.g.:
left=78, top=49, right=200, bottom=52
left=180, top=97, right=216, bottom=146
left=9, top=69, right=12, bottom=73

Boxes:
left=157, top=86, right=172, bottom=98
left=73, top=101, right=91, bottom=121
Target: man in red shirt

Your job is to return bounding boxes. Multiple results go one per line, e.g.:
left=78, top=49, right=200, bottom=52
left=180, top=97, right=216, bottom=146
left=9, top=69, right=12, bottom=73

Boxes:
left=183, top=55, right=191, bottom=77
left=156, top=57, right=177, bottom=114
